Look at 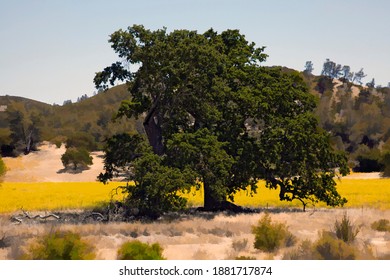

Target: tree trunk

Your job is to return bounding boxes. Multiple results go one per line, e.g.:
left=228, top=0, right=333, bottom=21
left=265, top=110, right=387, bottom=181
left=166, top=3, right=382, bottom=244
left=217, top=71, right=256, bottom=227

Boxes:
left=143, top=111, right=164, bottom=155
left=203, top=180, right=242, bottom=212
left=143, top=97, right=164, bottom=155
left=203, top=180, right=220, bottom=211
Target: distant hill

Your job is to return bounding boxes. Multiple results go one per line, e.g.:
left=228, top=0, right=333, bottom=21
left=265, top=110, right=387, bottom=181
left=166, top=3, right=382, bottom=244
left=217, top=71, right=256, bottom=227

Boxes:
left=0, top=84, right=140, bottom=153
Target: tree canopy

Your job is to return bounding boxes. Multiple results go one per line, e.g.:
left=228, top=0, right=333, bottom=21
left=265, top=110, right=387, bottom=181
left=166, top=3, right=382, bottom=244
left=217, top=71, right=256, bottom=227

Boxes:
left=95, top=25, right=349, bottom=216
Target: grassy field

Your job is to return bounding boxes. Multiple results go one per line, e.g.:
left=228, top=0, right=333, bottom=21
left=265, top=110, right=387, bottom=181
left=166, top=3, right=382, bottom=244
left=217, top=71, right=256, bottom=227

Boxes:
left=0, top=179, right=390, bottom=213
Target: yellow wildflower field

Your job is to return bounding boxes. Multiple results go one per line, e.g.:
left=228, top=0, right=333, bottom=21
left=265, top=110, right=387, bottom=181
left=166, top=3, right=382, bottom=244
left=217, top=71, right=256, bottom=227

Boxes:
left=183, top=179, right=390, bottom=210
left=0, top=178, right=389, bottom=213
left=0, top=182, right=125, bottom=213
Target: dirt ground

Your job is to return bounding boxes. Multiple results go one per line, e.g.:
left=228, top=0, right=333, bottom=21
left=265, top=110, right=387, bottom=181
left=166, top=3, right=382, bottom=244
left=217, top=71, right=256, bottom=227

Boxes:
left=2, top=142, right=104, bottom=182
left=0, top=143, right=389, bottom=260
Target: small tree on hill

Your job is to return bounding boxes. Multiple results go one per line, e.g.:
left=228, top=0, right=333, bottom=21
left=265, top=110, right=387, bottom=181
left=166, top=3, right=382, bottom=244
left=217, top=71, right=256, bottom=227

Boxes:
left=303, top=61, right=314, bottom=75
left=61, top=147, right=93, bottom=170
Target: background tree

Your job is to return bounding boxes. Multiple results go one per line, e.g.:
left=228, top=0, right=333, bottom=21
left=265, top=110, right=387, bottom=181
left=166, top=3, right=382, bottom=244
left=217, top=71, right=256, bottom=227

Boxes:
left=0, top=156, right=6, bottom=180
left=61, top=147, right=93, bottom=170
left=303, top=61, right=314, bottom=75
left=353, top=68, right=366, bottom=85
left=366, top=78, right=375, bottom=88
left=95, top=25, right=349, bottom=215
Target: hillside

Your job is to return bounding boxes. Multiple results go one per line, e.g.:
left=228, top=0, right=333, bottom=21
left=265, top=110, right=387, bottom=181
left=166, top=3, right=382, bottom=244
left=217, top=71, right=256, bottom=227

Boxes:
left=0, top=84, right=140, bottom=154
left=302, top=73, right=390, bottom=172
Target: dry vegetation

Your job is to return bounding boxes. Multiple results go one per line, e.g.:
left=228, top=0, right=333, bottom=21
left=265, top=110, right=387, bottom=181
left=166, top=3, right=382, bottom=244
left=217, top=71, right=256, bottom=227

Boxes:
left=0, top=143, right=389, bottom=260
left=0, top=208, right=389, bottom=260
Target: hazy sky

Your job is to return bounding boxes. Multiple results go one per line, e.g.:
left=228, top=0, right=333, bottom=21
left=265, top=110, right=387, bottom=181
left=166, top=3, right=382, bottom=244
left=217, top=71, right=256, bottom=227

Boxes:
left=1, top=0, right=389, bottom=104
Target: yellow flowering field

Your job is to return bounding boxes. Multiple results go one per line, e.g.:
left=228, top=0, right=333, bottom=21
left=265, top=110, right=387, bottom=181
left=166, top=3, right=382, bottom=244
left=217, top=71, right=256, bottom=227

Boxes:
left=0, top=178, right=389, bottom=213
left=183, top=179, right=390, bottom=210
left=0, top=182, right=125, bottom=213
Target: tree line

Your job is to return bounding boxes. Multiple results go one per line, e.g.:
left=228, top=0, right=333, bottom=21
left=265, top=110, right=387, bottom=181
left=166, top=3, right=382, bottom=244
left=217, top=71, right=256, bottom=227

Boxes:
left=303, top=61, right=390, bottom=176
left=304, top=59, right=388, bottom=88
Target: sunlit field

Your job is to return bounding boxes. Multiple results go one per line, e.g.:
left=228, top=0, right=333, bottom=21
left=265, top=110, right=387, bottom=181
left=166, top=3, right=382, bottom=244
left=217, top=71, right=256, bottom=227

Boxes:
left=0, top=179, right=390, bottom=213
left=184, top=179, right=390, bottom=210
left=0, top=182, right=125, bottom=213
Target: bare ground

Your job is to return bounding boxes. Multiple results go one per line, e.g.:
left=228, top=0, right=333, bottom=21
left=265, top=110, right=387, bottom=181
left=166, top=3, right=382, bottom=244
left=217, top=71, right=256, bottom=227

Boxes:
left=2, top=142, right=104, bottom=182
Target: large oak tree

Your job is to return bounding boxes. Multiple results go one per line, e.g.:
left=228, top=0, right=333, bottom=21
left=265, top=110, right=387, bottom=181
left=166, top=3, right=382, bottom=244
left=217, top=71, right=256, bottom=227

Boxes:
left=95, top=25, right=348, bottom=216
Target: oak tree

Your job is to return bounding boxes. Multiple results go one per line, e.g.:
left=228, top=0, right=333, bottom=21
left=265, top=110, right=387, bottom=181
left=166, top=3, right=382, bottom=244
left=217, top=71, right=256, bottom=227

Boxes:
left=95, top=25, right=349, bottom=215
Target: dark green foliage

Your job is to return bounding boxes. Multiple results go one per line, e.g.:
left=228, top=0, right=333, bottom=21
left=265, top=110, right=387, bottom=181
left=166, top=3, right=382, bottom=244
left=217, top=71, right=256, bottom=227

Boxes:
left=117, top=240, right=165, bottom=260
left=381, top=152, right=390, bottom=177
left=95, top=25, right=349, bottom=214
left=334, top=213, right=359, bottom=243
left=251, top=213, right=296, bottom=252
left=100, top=133, right=195, bottom=218
left=22, top=230, right=96, bottom=260
left=315, top=76, right=334, bottom=94
left=65, top=132, right=97, bottom=151
left=61, top=147, right=93, bottom=170
left=371, top=219, right=390, bottom=232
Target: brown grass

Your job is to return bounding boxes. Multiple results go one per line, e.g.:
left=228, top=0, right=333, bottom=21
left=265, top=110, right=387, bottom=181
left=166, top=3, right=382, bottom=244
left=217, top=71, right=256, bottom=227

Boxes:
left=1, top=208, right=389, bottom=260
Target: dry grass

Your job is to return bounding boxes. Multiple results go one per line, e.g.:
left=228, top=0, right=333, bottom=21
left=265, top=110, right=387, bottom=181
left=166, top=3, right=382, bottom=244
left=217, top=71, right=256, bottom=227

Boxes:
left=1, top=208, right=389, bottom=260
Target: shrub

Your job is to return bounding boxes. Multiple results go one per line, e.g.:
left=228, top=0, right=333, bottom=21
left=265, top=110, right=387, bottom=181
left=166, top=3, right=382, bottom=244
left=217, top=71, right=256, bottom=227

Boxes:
left=0, top=156, right=6, bottom=178
left=314, top=231, right=356, bottom=260
left=283, top=239, right=316, bottom=260
left=232, top=238, right=248, bottom=252
left=381, top=152, right=390, bottom=177
left=22, top=230, right=96, bottom=260
left=61, top=147, right=93, bottom=170
left=334, top=213, right=359, bottom=243
left=371, top=219, right=390, bottom=232
left=117, top=240, right=165, bottom=260
left=235, top=256, right=256, bottom=260
left=251, top=213, right=296, bottom=252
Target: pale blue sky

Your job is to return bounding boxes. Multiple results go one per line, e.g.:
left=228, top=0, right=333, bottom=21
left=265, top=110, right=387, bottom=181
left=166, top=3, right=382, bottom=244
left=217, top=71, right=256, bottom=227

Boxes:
left=1, top=0, right=389, bottom=104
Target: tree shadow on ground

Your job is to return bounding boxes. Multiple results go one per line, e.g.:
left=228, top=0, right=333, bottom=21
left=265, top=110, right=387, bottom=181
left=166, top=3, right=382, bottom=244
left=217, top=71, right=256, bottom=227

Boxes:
left=57, top=166, right=90, bottom=174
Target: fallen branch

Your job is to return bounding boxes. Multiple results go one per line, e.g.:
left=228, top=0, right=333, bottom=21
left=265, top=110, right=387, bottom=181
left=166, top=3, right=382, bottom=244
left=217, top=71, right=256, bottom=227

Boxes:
left=10, top=216, right=22, bottom=224
left=84, top=212, right=106, bottom=222
left=10, top=208, right=61, bottom=224
left=21, top=209, right=60, bottom=220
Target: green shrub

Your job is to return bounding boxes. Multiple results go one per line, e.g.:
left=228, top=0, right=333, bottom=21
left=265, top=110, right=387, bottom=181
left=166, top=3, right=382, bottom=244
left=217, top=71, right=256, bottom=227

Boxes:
left=117, top=240, right=165, bottom=260
left=0, top=156, right=6, bottom=178
left=61, top=147, right=93, bottom=170
left=371, top=219, right=390, bottom=232
left=334, top=213, right=359, bottom=243
left=381, top=152, right=390, bottom=177
left=22, top=230, right=96, bottom=260
left=314, top=231, right=356, bottom=260
left=251, top=213, right=296, bottom=252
